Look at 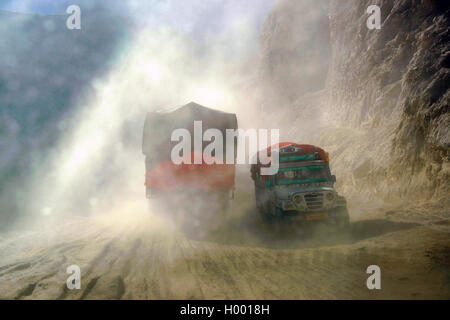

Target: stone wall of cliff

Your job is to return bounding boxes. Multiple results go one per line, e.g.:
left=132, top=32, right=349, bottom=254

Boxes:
left=257, top=0, right=449, bottom=202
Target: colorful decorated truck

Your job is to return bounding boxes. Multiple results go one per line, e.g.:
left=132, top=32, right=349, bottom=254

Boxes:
left=251, top=142, right=349, bottom=227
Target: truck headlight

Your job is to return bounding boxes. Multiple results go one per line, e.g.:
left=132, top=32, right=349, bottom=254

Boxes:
left=292, top=194, right=304, bottom=206
left=326, top=193, right=334, bottom=202
left=282, top=200, right=295, bottom=210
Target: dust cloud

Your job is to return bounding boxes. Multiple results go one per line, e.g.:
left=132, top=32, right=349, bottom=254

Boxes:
left=1, top=1, right=449, bottom=300
left=17, top=7, right=272, bottom=234
left=4, top=0, right=340, bottom=238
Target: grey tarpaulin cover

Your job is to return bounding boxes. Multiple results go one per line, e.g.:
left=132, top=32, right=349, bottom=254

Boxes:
left=142, top=102, right=238, bottom=164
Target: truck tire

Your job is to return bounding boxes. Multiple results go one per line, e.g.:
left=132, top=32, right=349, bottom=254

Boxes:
left=260, top=203, right=282, bottom=224
left=334, top=207, right=350, bottom=231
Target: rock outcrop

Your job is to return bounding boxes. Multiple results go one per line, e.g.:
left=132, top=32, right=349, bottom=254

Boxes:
left=258, top=0, right=331, bottom=109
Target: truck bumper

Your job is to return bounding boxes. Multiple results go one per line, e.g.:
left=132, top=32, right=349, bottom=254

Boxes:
left=277, top=206, right=349, bottom=225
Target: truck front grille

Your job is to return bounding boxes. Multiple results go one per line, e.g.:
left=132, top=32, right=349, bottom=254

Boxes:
left=304, top=193, right=324, bottom=210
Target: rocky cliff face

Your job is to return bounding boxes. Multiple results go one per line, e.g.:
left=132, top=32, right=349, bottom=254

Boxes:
left=257, top=0, right=331, bottom=109
left=258, top=0, right=449, bottom=202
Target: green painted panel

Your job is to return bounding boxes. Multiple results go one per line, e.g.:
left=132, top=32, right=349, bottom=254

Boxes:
left=278, top=165, right=327, bottom=172
left=275, top=177, right=328, bottom=186
left=280, top=154, right=317, bottom=162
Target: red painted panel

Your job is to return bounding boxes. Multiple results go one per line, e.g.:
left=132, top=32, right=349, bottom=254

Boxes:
left=145, top=151, right=235, bottom=191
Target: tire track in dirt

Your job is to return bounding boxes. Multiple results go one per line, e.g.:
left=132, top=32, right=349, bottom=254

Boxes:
left=69, top=232, right=134, bottom=300
left=1, top=214, right=448, bottom=299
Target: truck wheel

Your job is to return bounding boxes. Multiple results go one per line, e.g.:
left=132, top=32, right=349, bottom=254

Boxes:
left=334, top=207, right=350, bottom=231
left=258, top=204, right=271, bottom=223
left=261, top=205, right=281, bottom=224
left=217, top=191, right=231, bottom=216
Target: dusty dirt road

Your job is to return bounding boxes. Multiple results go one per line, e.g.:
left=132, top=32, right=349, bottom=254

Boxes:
left=0, top=197, right=449, bottom=300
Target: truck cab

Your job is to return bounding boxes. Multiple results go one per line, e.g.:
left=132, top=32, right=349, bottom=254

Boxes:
left=251, top=143, right=349, bottom=228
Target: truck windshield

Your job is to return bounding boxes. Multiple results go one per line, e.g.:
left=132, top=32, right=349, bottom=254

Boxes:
left=275, top=165, right=330, bottom=185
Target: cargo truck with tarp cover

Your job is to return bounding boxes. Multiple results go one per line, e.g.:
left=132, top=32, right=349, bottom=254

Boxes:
left=251, top=142, right=349, bottom=228
left=142, top=102, right=237, bottom=220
